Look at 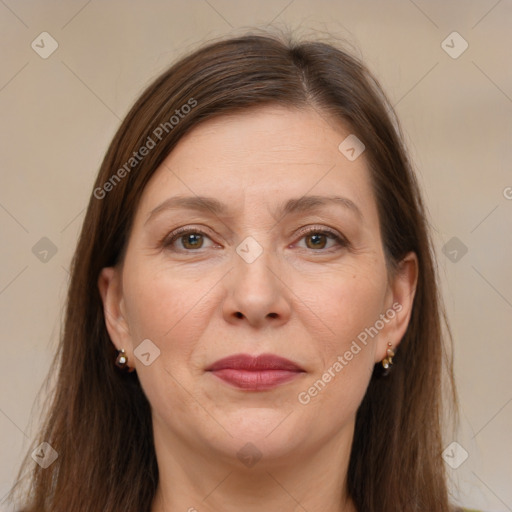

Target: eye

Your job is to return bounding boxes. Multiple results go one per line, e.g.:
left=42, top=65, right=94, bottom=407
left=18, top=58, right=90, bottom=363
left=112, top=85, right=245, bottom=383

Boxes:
left=161, top=225, right=349, bottom=253
left=162, top=227, right=217, bottom=251
left=295, top=227, right=349, bottom=252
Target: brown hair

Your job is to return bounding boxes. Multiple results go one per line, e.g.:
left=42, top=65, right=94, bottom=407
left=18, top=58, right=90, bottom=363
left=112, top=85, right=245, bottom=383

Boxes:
left=8, top=31, right=458, bottom=512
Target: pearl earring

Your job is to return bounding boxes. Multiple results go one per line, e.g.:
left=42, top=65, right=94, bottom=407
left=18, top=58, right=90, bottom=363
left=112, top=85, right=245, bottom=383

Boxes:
left=115, top=349, right=135, bottom=372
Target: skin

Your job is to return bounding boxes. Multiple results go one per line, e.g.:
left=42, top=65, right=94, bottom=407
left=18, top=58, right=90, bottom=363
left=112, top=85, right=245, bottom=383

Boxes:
left=98, top=105, right=418, bottom=512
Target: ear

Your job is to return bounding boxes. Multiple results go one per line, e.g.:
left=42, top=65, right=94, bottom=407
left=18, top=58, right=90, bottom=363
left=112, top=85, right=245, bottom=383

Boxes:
left=375, top=251, right=418, bottom=362
left=98, top=266, right=134, bottom=363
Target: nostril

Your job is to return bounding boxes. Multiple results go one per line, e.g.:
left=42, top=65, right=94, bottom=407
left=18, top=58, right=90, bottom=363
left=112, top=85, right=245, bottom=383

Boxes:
left=235, top=312, right=244, bottom=318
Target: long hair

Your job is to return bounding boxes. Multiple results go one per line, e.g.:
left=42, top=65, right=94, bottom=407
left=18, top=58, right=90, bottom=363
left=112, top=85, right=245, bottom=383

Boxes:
left=9, top=31, right=458, bottom=512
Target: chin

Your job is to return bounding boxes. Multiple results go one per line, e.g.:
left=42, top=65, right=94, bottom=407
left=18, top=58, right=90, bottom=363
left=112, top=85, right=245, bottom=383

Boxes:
left=203, top=410, right=306, bottom=462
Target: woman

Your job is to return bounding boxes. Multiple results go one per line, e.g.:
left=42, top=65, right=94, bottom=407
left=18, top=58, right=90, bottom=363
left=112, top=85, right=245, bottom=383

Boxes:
left=9, top=31, right=478, bottom=512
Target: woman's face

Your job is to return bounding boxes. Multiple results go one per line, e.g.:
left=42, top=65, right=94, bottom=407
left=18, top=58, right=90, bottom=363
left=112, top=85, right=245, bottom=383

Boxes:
left=99, top=105, right=416, bottom=467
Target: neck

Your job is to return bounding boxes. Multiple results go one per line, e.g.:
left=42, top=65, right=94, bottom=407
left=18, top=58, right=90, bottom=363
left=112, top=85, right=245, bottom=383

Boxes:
left=150, top=419, right=358, bottom=512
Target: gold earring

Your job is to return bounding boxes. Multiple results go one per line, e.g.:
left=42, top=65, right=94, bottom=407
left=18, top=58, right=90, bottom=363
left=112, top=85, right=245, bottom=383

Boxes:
left=381, top=342, right=395, bottom=375
left=115, top=349, right=135, bottom=372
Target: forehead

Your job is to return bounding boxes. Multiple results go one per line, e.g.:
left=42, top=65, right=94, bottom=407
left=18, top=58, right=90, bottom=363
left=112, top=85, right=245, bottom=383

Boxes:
left=136, top=105, right=376, bottom=220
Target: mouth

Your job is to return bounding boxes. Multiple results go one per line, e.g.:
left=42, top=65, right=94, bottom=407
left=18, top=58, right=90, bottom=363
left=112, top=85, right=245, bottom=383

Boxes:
left=205, top=353, right=306, bottom=391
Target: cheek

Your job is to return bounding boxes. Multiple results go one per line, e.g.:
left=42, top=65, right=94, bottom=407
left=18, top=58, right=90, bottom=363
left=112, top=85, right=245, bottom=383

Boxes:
left=294, top=267, right=386, bottom=411
left=121, top=267, right=219, bottom=419
left=122, top=264, right=218, bottom=361
left=300, top=266, right=387, bottom=351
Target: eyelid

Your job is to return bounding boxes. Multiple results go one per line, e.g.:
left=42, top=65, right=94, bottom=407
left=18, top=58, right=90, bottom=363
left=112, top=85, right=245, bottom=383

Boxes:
left=294, top=224, right=345, bottom=240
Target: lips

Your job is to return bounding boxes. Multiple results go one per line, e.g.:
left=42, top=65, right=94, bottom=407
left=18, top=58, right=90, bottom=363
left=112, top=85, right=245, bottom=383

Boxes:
left=206, top=353, right=305, bottom=391
left=206, top=353, right=304, bottom=372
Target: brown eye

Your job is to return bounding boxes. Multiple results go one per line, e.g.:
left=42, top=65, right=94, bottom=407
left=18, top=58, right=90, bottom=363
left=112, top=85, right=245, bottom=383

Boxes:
left=305, top=232, right=329, bottom=249
left=297, top=228, right=348, bottom=252
left=181, top=232, right=204, bottom=250
left=163, top=228, right=215, bottom=251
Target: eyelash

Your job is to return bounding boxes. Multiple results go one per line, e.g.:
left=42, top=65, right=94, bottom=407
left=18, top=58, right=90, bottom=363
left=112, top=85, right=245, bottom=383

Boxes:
left=161, top=225, right=349, bottom=253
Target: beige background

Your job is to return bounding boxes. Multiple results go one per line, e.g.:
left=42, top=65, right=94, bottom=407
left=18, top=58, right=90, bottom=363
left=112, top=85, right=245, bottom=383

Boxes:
left=1, top=1, right=511, bottom=510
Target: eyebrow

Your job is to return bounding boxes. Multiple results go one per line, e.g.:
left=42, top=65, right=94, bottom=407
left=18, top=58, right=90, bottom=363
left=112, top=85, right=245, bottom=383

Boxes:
left=145, top=194, right=363, bottom=225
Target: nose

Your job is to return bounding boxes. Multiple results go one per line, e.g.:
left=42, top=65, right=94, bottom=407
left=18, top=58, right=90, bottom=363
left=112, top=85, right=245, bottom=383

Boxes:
left=222, top=246, right=291, bottom=329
